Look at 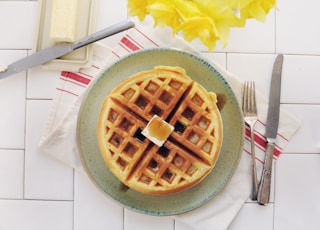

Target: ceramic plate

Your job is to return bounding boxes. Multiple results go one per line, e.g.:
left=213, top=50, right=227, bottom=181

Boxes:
left=77, top=48, right=244, bottom=216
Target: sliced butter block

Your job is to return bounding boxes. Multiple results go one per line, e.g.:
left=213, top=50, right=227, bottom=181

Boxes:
left=0, top=66, right=8, bottom=72
left=142, top=115, right=174, bottom=147
left=50, top=0, right=79, bottom=43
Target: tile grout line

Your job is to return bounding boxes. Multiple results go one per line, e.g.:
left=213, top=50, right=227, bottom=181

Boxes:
left=23, top=52, right=29, bottom=201
left=72, top=168, right=75, bottom=230
left=0, top=197, right=74, bottom=202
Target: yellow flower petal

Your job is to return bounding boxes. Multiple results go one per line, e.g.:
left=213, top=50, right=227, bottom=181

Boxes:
left=148, top=2, right=181, bottom=30
left=180, top=16, right=219, bottom=50
left=127, top=0, right=149, bottom=21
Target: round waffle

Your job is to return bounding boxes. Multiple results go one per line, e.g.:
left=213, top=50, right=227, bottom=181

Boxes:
left=97, top=66, right=223, bottom=195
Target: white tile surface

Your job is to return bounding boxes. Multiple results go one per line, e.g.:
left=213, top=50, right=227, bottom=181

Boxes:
left=227, top=53, right=277, bottom=97
left=281, top=55, right=320, bottom=104
left=25, top=99, right=74, bottom=200
left=74, top=171, right=123, bottom=230
left=0, top=1, right=38, bottom=49
left=0, top=150, right=24, bottom=199
left=0, top=50, right=27, bottom=149
left=0, top=200, right=73, bottom=230
left=276, top=0, right=320, bottom=55
left=275, top=154, right=320, bottom=230
left=281, top=104, right=320, bottom=153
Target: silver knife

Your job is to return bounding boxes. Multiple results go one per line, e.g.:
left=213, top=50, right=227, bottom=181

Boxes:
left=0, top=19, right=135, bottom=80
left=257, top=54, right=283, bottom=205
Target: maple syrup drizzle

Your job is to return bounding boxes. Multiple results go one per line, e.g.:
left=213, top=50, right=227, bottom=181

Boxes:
left=148, top=117, right=171, bottom=141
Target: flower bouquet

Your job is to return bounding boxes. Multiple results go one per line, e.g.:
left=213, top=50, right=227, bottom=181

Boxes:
left=127, top=0, right=276, bottom=50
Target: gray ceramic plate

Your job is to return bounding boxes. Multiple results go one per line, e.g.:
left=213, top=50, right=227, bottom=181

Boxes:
left=77, top=48, right=244, bottom=216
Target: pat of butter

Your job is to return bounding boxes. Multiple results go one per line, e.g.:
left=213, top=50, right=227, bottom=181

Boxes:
left=0, top=66, right=8, bottom=72
left=50, top=0, right=79, bottom=43
left=142, top=115, right=174, bottom=146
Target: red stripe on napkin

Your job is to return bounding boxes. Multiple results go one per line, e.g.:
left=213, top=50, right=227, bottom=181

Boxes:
left=245, top=126, right=282, bottom=159
left=133, top=27, right=159, bottom=47
left=126, top=34, right=144, bottom=49
left=244, top=149, right=264, bottom=164
left=61, top=71, right=91, bottom=85
left=120, top=36, right=140, bottom=51
left=112, top=51, right=121, bottom=58
left=257, top=120, right=289, bottom=142
left=59, top=77, right=87, bottom=88
left=56, top=87, right=79, bottom=97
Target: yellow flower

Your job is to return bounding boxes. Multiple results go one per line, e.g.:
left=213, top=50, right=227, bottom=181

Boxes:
left=147, top=1, right=181, bottom=30
left=127, top=0, right=149, bottom=21
left=192, top=0, right=244, bottom=47
left=181, top=16, right=219, bottom=50
left=227, top=0, right=277, bottom=22
left=127, top=0, right=276, bottom=50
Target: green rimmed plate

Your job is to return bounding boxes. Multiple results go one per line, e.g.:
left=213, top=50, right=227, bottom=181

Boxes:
left=77, top=48, right=244, bottom=216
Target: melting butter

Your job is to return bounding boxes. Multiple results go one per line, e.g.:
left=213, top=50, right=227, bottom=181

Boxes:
left=142, top=115, right=174, bottom=146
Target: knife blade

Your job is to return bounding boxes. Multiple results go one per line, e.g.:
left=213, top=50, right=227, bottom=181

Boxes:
left=257, top=54, right=283, bottom=205
left=0, top=19, right=135, bottom=80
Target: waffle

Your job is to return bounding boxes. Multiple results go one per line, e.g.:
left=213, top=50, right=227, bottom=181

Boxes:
left=97, top=66, right=223, bottom=195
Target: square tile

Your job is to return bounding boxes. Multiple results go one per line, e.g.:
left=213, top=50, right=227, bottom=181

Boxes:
left=25, top=99, right=74, bottom=200
left=0, top=1, right=38, bottom=49
left=276, top=0, right=320, bottom=54
left=74, top=171, right=123, bottom=230
left=0, top=50, right=27, bottom=149
left=0, top=200, right=73, bottom=230
left=281, top=104, right=320, bottom=153
left=275, top=154, right=320, bottom=229
left=0, top=150, right=24, bottom=199
left=281, top=55, right=320, bottom=104
left=227, top=53, right=276, bottom=97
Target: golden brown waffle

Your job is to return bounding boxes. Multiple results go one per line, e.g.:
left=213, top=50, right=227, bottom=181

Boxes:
left=97, top=66, right=223, bottom=195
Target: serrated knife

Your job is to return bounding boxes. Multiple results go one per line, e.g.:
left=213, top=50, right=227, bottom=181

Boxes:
left=257, top=54, right=283, bottom=205
left=0, top=19, right=135, bottom=80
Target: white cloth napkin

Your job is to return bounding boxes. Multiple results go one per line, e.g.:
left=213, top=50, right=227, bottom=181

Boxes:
left=39, top=18, right=300, bottom=230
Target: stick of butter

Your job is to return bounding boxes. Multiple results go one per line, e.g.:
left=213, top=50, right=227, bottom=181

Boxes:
left=50, top=0, right=79, bottom=43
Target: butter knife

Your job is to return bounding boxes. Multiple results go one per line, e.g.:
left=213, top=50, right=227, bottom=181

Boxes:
left=0, top=19, right=135, bottom=80
left=257, top=54, right=283, bottom=205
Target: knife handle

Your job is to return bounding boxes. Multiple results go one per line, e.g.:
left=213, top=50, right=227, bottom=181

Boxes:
left=257, top=142, right=275, bottom=205
left=73, top=19, right=135, bottom=50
